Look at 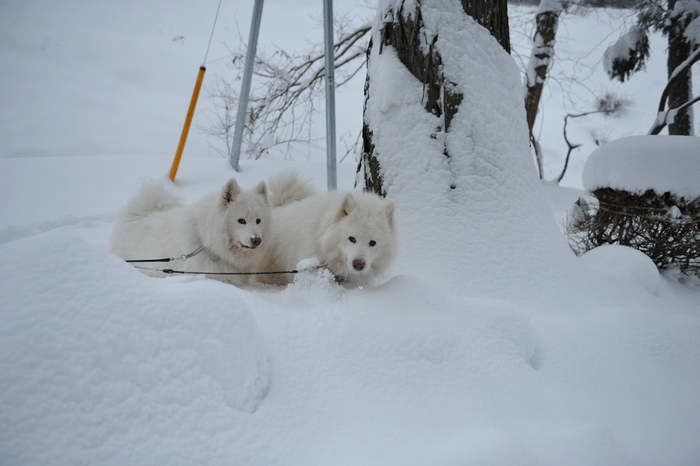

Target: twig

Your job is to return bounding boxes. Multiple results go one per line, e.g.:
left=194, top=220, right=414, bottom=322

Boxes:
left=556, top=110, right=605, bottom=184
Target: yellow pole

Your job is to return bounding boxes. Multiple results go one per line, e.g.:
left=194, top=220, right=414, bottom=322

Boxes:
left=169, top=66, right=206, bottom=182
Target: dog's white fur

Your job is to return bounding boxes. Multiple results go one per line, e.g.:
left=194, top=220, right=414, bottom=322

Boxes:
left=253, top=190, right=397, bottom=286
left=109, top=172, right=313, bottom=286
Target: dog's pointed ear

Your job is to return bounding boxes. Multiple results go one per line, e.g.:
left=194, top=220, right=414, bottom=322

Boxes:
left=336, top=193, right=356, bottom=221
left=384, top=201, right=395, bottom=230
left=221, top=178, right=241, bottom=205
left=255, top=180, right=268, bottom=203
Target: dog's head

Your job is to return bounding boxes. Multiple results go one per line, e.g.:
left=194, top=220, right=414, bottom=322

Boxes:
left=217, top=178, right=271, bottom=264
left=322, top=192, right=397, bottom=285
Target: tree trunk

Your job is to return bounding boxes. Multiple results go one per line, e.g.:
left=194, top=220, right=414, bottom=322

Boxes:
left=523, top=0, right=563, bottom=178
left=666, top=0, right=695, bottom=135
left=358, top=0, right=510, bottom=195
left=354, top=0, right=572, bottom=297
left=459, top=0, right=511, bottom=53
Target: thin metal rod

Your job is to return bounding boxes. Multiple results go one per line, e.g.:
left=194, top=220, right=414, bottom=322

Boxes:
left=202, top=0, right=224, bottom=66
left=323, top=0, right=337, bottom=191
left=229, top=0, right=264, bottom=172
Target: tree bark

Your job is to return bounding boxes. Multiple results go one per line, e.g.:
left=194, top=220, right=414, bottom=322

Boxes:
left=666, top=0, right=695, bottom=135
left=459, top=0, right=511, bottom=53
left=358, top=0, right=510, bottom=195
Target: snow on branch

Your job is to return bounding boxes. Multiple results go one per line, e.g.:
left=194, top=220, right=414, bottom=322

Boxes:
left=648, top=45, right=700, bottom=134
left=603, top=26, right=650, bottom=83
left=686, top=15, right=700, bottom=44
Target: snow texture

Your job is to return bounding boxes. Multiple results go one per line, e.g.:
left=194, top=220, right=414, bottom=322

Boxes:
left=582, top=135, right=700, bottom=198
left=579, top=244, right=661, bottom=294
left=0, top=230, right=269, bottom=464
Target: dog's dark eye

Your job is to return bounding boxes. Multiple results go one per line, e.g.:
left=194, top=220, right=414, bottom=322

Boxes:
left=238, top=219, right=246, bottom=225
left=349, top=236, right=356, bottom=243
left=256, top=219, right=261, bottom=224
left=369, top=240, right=376, bottom=247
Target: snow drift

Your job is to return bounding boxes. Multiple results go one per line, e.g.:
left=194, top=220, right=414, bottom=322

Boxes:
left=0, top=229, right=269, bottom=464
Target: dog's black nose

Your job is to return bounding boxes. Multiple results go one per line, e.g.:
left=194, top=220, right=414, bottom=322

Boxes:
left=353, top=259, right=365, bottom=271
left=251, top=236, right=262, bottom=247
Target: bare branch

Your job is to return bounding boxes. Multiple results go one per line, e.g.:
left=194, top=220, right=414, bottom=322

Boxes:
left=556, top=110, right=605, bottom=184
left=205, top=20, right=371, bottom=160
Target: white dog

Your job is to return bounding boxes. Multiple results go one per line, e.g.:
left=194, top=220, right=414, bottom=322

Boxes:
left=253, top=190, right=397, bottom=287
left=109, top=172, right=313, bottom=286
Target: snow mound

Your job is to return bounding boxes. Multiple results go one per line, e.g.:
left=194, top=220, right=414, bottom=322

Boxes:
left=579, top=244, right=661, bottom=294
left=582, top=135, right=700, bottom=199
left=0, top=231, right=269, bottom=463
left=367, top=275, right=537, bottom=364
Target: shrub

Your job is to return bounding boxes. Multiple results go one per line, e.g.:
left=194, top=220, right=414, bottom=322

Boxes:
left=596, top=92, right=632, bottom=117
left=567, top=187, right=700, bottom=277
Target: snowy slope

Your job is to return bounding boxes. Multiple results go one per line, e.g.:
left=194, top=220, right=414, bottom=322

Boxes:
left=1, top=155, right=699, bottom=465
left=1, top=1, right=700, bottom=465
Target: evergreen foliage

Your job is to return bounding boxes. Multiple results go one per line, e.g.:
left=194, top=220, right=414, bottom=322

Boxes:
left=603, top=28, right=651, bottom=82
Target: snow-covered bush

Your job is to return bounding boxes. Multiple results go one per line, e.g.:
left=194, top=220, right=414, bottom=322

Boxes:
left=567, top=136, right=700, bottom=277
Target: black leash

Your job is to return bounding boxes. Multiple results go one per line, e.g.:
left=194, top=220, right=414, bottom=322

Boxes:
left=133, top=266, right=309, bottom=276
left=125, top=246, right=323, bottom=276
left=125, top=246, right=205, bottom=264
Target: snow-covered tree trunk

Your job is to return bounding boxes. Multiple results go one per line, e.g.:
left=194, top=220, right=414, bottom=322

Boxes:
left=357, top=0, right=573, bottom=298
left=523, top=0, right=563, bottom=178
left=358, top=0, right=510, bottom=196
left=666, top=0, right=696, bottom=135
left=460, top=0, right=511, bottom=53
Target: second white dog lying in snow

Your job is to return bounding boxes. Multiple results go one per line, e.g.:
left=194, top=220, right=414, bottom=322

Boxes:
left=253, top=189, right=398, bottom=287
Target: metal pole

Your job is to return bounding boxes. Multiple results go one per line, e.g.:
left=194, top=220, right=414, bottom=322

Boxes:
left=229, top=0, right=264, bottom=172
left=323, top=0, right=337, bottom=191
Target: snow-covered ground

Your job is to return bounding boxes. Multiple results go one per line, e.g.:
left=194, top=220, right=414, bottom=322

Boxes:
left=1, top=1, right=699, bottom=465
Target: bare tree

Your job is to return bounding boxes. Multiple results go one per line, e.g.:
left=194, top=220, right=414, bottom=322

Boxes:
left=204, top=17, right=371, bottom=160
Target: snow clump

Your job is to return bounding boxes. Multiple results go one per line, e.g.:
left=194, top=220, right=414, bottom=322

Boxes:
left=580, top=244, right=661, bottom=294
left=582, top=135, right=700, bottom=199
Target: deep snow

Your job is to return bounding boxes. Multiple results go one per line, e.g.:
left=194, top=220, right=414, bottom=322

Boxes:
left=1, top=1, right=700, bottom=465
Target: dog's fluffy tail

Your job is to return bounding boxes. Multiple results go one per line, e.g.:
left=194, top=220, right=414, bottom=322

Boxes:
left=267, top=171, right=316, bottom=207
left=120, top=181, right=182, bottom=220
